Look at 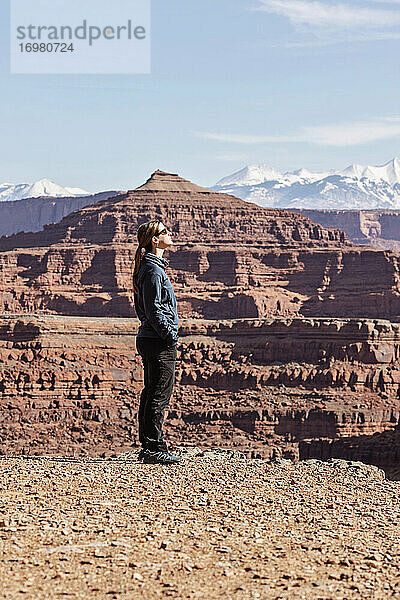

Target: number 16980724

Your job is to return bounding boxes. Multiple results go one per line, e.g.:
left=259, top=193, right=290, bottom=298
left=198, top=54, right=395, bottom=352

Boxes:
left=19, top=43, right=74, bottom=52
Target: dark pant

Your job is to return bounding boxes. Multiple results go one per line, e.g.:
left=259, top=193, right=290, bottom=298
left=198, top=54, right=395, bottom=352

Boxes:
left=136, top=337, right=177, bottom=452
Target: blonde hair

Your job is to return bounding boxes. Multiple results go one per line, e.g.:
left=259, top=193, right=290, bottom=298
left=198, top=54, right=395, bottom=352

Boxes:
left=132, top=220, right=164, bottom=295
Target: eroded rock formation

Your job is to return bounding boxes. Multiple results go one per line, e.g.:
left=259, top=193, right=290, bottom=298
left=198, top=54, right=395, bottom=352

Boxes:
left=292, top=208, right=400, bottom=252
left=1, top=170, right=400, bottom=321
left=0, top=191, right=123, bottom=237
left=0, top=314, right=399, bottom=469
left=300, top=430, right=400, bottom=480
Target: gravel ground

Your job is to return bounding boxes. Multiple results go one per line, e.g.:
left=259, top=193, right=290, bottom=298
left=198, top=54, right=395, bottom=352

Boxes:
left=0, top=448, right=399, bottom=600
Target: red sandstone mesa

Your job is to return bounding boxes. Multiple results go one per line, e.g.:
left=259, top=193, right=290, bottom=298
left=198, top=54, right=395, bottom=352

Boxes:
left=0, top=170, right=400, bottom=320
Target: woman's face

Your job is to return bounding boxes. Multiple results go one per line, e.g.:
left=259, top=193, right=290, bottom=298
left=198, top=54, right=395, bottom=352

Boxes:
left=153, top=224, right=173, bottom=249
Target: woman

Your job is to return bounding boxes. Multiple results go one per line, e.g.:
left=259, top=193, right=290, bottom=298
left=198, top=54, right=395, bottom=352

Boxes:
left=132, top=220, right=182, bottom=465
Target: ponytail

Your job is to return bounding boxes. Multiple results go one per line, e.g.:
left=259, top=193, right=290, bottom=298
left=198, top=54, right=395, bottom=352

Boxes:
left=132, top=246, right=144, bottom=295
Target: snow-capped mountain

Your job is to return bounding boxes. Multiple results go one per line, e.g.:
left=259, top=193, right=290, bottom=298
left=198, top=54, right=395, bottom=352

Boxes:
left=212, top=158, right=400, bottom=210
left=339, top=158, right=400, bottom=185
left=0, top=178, right=89, bottom=202
left=216, top=164, right=331, bottom=188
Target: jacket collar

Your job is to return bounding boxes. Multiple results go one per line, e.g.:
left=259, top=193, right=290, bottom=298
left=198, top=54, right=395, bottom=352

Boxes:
left=143, top=252, right=169, bottom=269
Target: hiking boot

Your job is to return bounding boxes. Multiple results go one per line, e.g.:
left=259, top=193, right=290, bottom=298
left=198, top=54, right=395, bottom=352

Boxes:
left=142, top=450, right=183, bottom=465
left=137, top=449, right=146, bottom=462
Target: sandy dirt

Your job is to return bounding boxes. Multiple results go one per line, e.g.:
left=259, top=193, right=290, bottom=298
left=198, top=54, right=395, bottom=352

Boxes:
left=0, top=448, right=399, bottom=599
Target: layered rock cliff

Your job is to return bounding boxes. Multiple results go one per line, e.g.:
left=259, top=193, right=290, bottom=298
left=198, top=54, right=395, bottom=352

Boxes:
left=1, top=170, right=400, bottom=321
left=300, top=430, right=400, bottom=480
left=0, top=191, right=123, bottom=237
left=0, top=314, right=399, bottom=471
left=292, top=208, right=400, bottom=252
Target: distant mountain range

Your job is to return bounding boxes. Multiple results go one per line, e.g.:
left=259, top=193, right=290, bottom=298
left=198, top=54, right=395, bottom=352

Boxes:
left=0, top=178, right=89, bottom=202
left=212, top=158, right=400, bottom=210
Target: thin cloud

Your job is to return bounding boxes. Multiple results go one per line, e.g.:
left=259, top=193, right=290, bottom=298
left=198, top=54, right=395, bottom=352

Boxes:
left=268, top=30, right=400, bottom=47
left=195, top=118, right=400, bottom=147
left=255, top=0, right=400, bottom=27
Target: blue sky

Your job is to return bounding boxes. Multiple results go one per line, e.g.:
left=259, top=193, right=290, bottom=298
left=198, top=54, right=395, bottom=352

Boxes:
left=0, top=0, right=400, bottom=192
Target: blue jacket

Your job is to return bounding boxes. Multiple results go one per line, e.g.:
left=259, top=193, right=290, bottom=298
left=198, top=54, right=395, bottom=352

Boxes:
left=134, top=252, right=179, bottom=344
